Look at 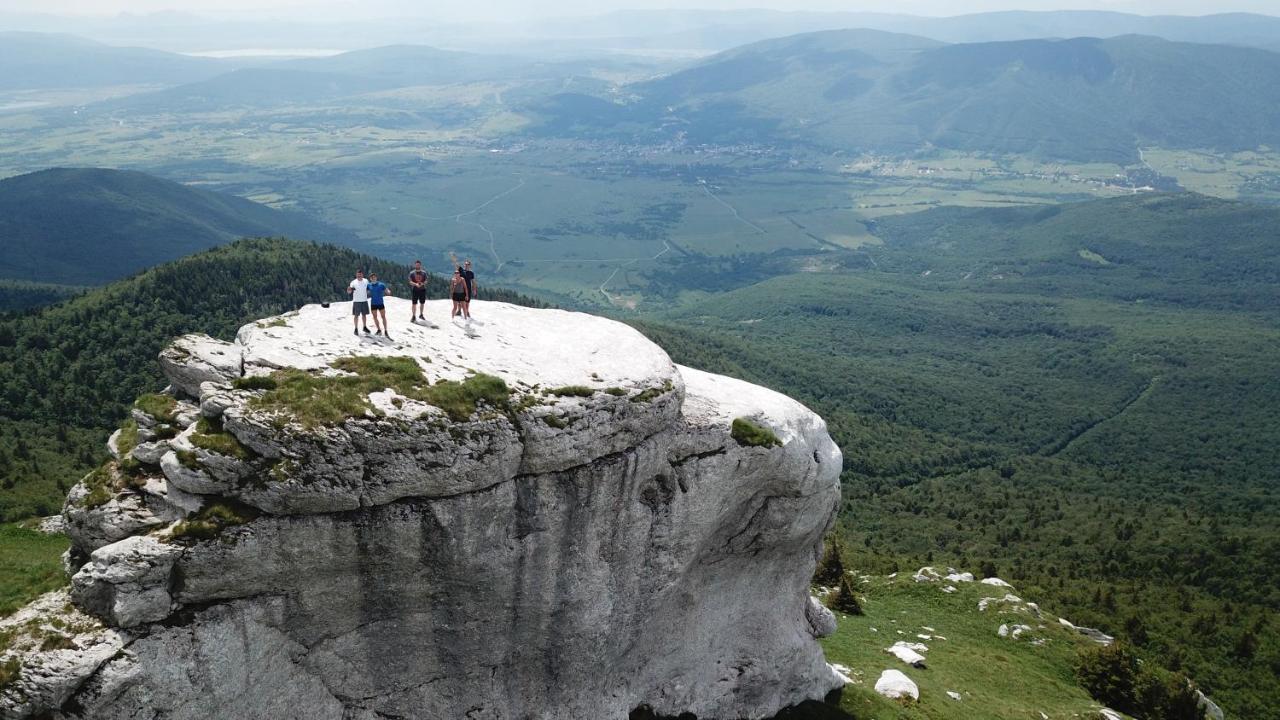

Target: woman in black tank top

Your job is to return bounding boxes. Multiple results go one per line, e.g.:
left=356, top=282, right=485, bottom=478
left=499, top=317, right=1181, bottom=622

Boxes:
left=450, top=268, right=469, bottom=318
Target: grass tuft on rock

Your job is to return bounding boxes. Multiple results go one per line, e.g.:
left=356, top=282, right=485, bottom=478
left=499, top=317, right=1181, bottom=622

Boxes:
left=81, top=462, right=118, bottom=509
left=0, top=656, right=21, bottom=691
left=730, top=417, right=782, bottom=448
left=604, top=387, right=627, bottom=396
left=133, top=393, right=178, bottom=424
left=631, top=379, right=674, bottom=404
left=190, top=418, right=254, bottom=460
left=115, top=419, right=140, bottom=457
left=549, top=385, right=594, bottom=398
left=232, top=375, right=278, bottom=391
left=171, top=500, right=260, bottom=541
left=251, top=356, right=510, bottom=426
left=420, top=374, right=511, bottom=422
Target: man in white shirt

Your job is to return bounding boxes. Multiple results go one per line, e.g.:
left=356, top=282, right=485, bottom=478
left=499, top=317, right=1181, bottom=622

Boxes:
left=347, top=269, right=372, bottom=336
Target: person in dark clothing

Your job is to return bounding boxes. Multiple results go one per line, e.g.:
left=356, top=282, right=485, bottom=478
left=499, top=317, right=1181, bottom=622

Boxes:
left=450, top=252, right=477, bottom=320
left=449, top=267, right=469, bottom=319
left=407, top=260, right=428, bottom=322
left=367, top=272, right=391, bottom=339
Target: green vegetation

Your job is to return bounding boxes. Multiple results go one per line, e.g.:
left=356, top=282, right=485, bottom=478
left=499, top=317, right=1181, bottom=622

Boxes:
left=231, top=375, right=278, bottom=391
left=549, top=385, right=594, bottom=397
left=604, top=387, right=627, bottom=397
left=827, top=575, right=864, bottom=617
left=1075, top=643, right=1205, bottom=720
left=133, top=393, right=178, bottom=424
left=638, top=221, right=1280, bottom=714
left=0, top=523, right=69, bottom=617
left=420, top=374, right=511, bottom=423
left=189, top=418, right=253, bottom=460
left=817, top=575, right=1106, bottom=719
left=631, top=381, right=674, bottom=404
left=0, top=168, right=356, bottom=287
left=0, top=656, right=20, bottom=691
left=115, top=419, right=140, bottom=458
left=730, top=417, right=782, bottom=448
left=80, top=462, right=118, bottom=509
left=253, top=356, right=511, bottom=426
left=171, top=500, right=259, bottom=541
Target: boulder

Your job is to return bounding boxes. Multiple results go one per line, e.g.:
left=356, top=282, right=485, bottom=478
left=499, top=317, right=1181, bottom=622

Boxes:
left=874, top=669, right=919, bottom=700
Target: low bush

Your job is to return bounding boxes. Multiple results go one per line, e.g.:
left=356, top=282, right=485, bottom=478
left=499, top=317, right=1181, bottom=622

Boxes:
left=730, top=418, right=781, bottom=448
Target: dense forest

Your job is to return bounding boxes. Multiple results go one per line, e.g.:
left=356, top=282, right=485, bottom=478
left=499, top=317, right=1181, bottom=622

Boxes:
left=633, top=265, right=1279, bottom=716
left=0, top=237, right=538, bottom=520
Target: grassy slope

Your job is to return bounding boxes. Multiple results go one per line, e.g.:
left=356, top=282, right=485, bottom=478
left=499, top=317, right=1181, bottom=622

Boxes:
left=822, top=576, right=1110, bottom=719
left=0, top=523, right=68, bottom=616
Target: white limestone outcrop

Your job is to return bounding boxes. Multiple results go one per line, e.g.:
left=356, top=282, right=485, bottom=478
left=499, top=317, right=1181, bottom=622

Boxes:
left=3, top=299, right=844, bottom=720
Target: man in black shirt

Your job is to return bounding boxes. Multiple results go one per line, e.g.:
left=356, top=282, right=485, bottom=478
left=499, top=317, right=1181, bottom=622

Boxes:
left=451, top=253, right=478, bottom=320
left=407, top=260, right=428, bottom=322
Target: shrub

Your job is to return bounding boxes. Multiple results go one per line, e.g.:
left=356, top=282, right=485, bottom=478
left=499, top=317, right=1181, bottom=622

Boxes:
left=604, top=387, right=627, bottom=396
left=1075, top=643, right=1140, bottom=714
left=421, top=373, right=511, bottom=422
left=827, top=573, right=864, bottom=616
left=730, top=418, right=782, bottom=448
left=814, top=539, right=846, bottom=587
left=550, top=385, right=594, bottom=397
left=81, top=462, right=117, bottom=509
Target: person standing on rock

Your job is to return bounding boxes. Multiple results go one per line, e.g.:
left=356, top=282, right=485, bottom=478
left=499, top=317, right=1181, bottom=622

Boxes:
left=449, top=267, right=469, bottom=319
left=450, top=252, right=477, bottom=320
left=407, top=260, right=428, bottom=322
left=367, top=272, right=392, bottom=340
left=347, top=269, right=372, bottom=336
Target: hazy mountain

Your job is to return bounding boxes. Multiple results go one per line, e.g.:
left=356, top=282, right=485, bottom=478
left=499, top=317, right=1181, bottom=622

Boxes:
left=535, top=32, right=1280, bottom=161
left=0, top=32, right=239, bottom=91
left=0, top=168, right=356, bottom=287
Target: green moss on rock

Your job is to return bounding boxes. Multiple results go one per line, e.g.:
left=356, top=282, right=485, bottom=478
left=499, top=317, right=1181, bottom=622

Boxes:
left=730, top=418, right=782, bottom=448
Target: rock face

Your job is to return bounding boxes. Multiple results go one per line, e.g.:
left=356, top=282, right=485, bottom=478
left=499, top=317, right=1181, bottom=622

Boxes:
left=2, top=299, right=844, bottom=720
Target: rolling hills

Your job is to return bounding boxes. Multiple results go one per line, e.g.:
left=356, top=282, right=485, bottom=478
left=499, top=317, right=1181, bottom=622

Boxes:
left=534, top=31, right=1280, bottom=162
left=0, top=32, right=233, bottom=91
left=0, top=167, right=356, bottom=287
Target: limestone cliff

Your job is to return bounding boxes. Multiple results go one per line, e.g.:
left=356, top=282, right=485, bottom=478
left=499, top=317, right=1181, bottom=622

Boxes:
left=0, top=299, right=843, bottom=720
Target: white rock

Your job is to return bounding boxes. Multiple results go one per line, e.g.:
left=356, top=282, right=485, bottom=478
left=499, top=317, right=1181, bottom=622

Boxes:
left=1100, top=709, right=1124, bottom=720
left=998, top=623, right=1010, bottom=637
left=15, top=302, right=847, bottom=720
left=886, top=642, right=927, bottom=667
left=874, top=669, right=919, bottom=700
left=942, top=585, right=958, bottom=593
left=1197, top=688, right=1225, bottom=720
left=947, top=690, right=962, bottom=700
left=1059, top=617, right=1077, bottom=630
left=828, top=663, right=854, bottom=685
left=912, top=566, right=941, bottom=583
left=158, top=334, right=242, bottom=398
left=981, top=577, right=1014, bottom=588
left=944, top=572, right=974, bottom=582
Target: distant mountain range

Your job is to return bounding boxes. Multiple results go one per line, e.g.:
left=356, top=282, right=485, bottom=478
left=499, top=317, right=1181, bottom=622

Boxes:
left=0, top=168, right=355, bottom=287
left=3, top=9, right=1280, bottom=55
left=533, top=31, right=1280, bottom=161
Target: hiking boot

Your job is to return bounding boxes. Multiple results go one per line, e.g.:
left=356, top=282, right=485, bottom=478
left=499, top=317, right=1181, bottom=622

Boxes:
left=363, top=327, right=371, bottom=334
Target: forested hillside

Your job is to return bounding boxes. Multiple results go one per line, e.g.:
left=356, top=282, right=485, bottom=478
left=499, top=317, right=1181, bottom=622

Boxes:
left=0, top=168, right=356, bottom=289
left=534, top=32, right=1280, bottom=162
left=0, top=238, right=538, bottom=521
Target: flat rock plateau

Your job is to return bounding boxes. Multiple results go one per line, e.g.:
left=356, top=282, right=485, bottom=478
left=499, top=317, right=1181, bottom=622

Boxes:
left=1, top=299, right=843, bottom=720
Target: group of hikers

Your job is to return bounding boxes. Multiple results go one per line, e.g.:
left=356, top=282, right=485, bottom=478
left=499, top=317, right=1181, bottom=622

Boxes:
left=345, top=253, right=478, bottom=339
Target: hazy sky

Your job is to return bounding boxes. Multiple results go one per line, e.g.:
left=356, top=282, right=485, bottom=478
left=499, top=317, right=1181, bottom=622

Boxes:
left=1, top=0, right=1276, bottom=22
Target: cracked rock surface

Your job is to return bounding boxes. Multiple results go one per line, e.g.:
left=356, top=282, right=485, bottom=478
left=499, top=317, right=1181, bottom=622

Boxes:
left=2, top=299, right=843, bottom=720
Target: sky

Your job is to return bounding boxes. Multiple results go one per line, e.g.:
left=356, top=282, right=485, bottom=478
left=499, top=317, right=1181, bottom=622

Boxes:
left=1, top=0, right=1277, bottom=22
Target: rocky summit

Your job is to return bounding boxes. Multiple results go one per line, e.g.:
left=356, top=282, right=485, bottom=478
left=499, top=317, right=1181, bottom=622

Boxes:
left=0, top=299, right=844, bottom=720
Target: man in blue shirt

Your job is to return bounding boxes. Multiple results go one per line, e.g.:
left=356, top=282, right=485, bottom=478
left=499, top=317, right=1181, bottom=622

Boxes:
left=367, top=272, right=392, bottom=340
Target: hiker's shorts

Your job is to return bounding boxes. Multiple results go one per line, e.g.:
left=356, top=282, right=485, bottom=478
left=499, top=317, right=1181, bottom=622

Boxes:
left=352, top=301, right=369, bottom=316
